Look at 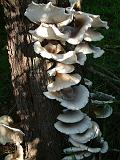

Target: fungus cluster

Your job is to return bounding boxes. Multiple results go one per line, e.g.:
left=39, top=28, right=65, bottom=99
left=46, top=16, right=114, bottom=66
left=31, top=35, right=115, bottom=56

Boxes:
left=24, top=1, right=114, bottom=159
left=0, top=115, right=24, bottom=160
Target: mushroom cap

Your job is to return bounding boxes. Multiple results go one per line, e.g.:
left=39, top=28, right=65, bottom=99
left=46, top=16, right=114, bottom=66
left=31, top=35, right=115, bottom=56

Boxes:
left=69, top=137, right=101, bottom=153
left=4, top=144, right=23, bottom=160
left=30, top=23, right=68, bottom=41
left=90, top=91, right=115, bottom=101
left=57, top=110, right=86, bottom=123
left=0, top=115, right=13, bottom=126
left=85, top=13, right=109, bottom=29
left=54, top=116, right=92, bottom=135
left=34, top=40, right=65, bottom=55
left=75, top=42, right=104, bottom=58
left=44, top=84, right=89, bottom=110
left=47, top=63, right=75, bottom=76
left=93, top=104, right=113, bottom=119
left=76, top=52, right=87, bottom=65
left=63, top=147, right=86, bottom=154
left=60, top=85, right=89, bottom=110
left=100, top=140, right=108, bottom=153
left=34, top=41, right=79, bottom=64
left=90, top=91, right=115, bottom=104
left=70, top=121, right=101, bottom=144
left=24, top=2, right=73, bottom=25
left=62, top=151, right=91, bottom=160
left=47, top=73, right=81, bottom=92
left=60, top=11, right=92, bottom=45
left=84, top=78, right=93, bottom=87
left=0, top=124, right=24, bottom=145
left=84, top=29, right=104, bottom=41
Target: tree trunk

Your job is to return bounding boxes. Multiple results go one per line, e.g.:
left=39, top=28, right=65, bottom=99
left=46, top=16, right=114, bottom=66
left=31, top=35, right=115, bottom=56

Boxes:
left=2, top=0, right=66, bottom=159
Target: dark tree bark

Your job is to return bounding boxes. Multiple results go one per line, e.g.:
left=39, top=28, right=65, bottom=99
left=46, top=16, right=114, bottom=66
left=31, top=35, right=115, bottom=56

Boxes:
left=1, top=0, right=67, bottom=159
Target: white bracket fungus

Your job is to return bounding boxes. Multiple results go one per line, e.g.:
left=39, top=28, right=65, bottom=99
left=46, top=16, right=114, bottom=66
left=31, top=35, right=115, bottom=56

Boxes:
left=57, top=110, right=85, bottom=123
left=4, top=144, right=24, bottom=160
left=0, top=115, right=13, bottom=126
left=0, top=124, right=24, bottom=145
left=54, top=116, right=92, bottom=135
left=24, top=1, right=113, bottom=159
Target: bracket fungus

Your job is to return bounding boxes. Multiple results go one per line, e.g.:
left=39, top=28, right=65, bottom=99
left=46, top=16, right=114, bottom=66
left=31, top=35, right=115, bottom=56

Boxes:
left=0, top=115, right=13, bottom=126
left=93, top=104, right=113, bottom=119
left=75, top=42, right=104, bottom=58
left=44, top=84, right=89, bottom=110
left=62, top=151, right=92, bottom=160
left=24, top=1, right=113, bottom=159
left=57, top=110, right=85, bottom=123
left=24, top=2, right=73, bottom=25
left=47, top=73, right=81, bottom=92
left=4, top=144, right=24, bottom=160
left=70, top=121, right=101, bottom=144
left=0, top=124, right=24, bottom=145
left=54, top=116, right=92, bottom=135
left=0, top=115, right=24, bottom=160
left=84, top=29, right=104, bottom=42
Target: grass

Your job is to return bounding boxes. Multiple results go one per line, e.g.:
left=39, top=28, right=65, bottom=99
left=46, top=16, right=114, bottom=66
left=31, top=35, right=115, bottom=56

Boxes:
left=0, top=1, right=120, bottom=160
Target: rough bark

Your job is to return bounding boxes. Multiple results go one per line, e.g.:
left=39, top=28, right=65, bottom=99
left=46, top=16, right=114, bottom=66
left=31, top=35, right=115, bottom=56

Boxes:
left=2, top=0, right=66, bottom=159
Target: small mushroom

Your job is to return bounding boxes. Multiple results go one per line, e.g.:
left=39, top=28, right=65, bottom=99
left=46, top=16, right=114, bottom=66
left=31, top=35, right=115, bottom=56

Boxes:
left=84, top=29, right=104, bottom=41
left=4, top=144, right=23, bottom=160
left=75, top=42, right=104, bottom=58
left=69, top=137, right=101, bottom=153
left=0, top=124, right=24, bottom=145
left=57, top=110, right=86, bottom=123
left=44, top=84, right=89, bottom=110
left=47, top=73, right=81, bottom=92
left=54, top=116, right=92, bottom=135
left=62, top=151, right=91, bottom=160
left=24, top=2, right=73, bottom=26
left=84, top=78, right=93, bottom=87
left=0, top=115, right=13, bottom=126
left=100, top=140, right=108, bottom=153
left=70, top=121, right=101, bottom=144
left=60, top=85, right=89, bottom=110
left=90, top=91, right=115, bottom=104
left=93, top=104, right=113, bottom=119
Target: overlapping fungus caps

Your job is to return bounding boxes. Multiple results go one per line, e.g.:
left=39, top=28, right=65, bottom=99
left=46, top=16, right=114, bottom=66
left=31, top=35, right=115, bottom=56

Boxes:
left=70, top=121, right=101, bottom=144
left=24, top=2, right=73, bottom=25
left=44, top=84, right=89, bottom=110
left=4, top=144, right=24, bottom=160
left=0, top=124, right=24, bottom=145
left=24, top=1, right=111, bottom=160
left=57, top=110, right=85, bottom=123
left=54, top=116, right=92, bottom=135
